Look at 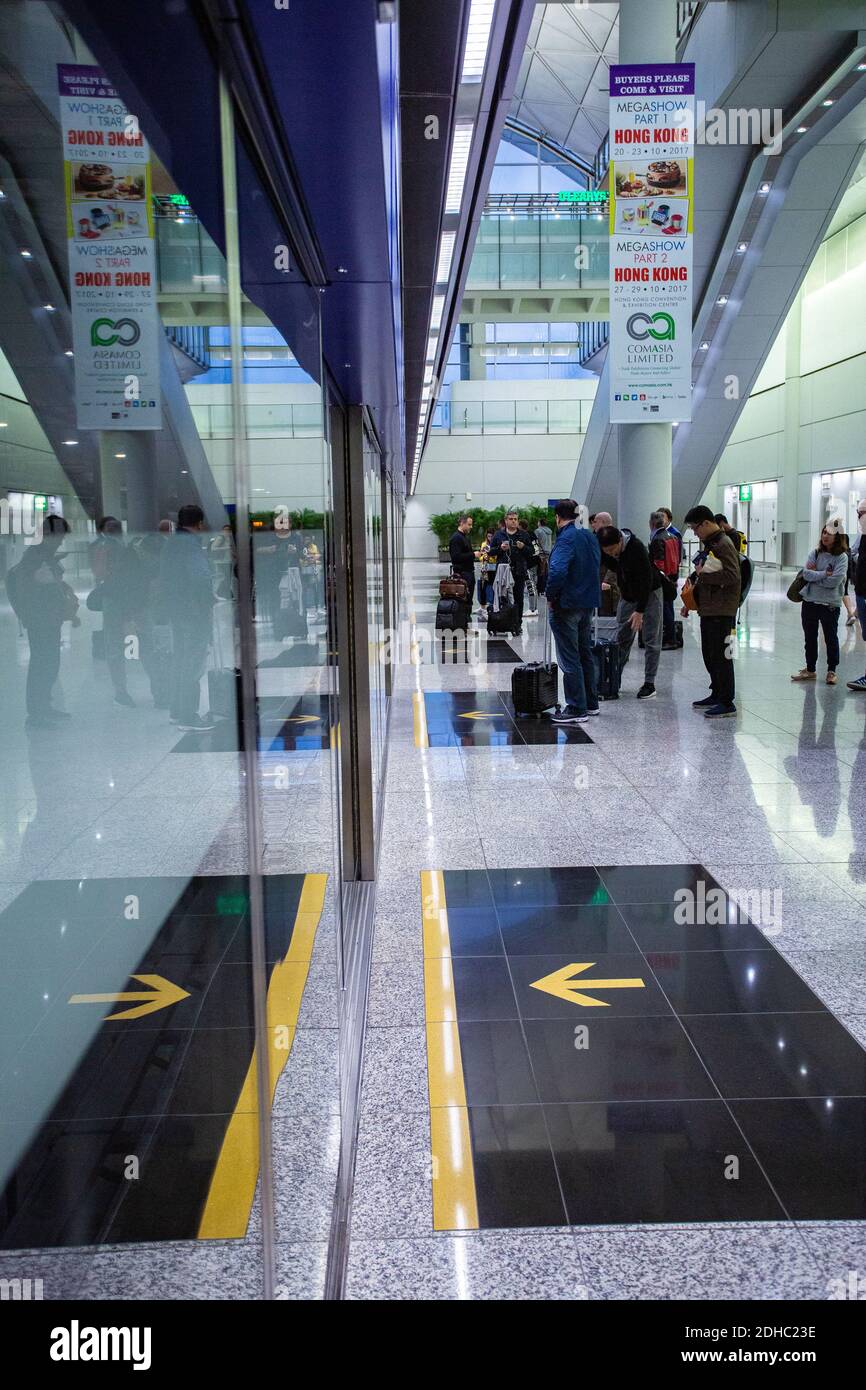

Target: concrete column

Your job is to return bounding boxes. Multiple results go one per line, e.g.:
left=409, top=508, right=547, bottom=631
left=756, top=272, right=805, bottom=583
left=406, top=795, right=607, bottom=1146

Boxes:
left=468, top=330, right=487, bottom=382
left=615, top=0, right=677, bottom=532
left=98, top=431, right=159, bottom=534
left=779, top=291, right=802, bottom=562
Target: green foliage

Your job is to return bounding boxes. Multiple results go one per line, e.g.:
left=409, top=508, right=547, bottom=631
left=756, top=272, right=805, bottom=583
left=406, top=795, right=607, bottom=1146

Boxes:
left=428, top=504, right=554, bottom=549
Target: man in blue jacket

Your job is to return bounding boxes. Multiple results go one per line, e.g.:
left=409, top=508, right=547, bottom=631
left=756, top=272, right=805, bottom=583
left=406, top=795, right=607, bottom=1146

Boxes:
left=545, top=499, right=602, bottom=724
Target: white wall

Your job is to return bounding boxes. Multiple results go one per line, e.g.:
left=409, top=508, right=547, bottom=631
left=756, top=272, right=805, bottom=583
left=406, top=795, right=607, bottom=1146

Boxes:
left=407, top=377, right=597, bottom=558
left=704, top=205, right=866, bottom=563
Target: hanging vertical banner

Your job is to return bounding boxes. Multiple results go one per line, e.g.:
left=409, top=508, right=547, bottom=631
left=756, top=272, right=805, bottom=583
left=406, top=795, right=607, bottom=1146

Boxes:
left=608, top=64, right=695, bottom=424
left=58, top=64, right=162, bottom=430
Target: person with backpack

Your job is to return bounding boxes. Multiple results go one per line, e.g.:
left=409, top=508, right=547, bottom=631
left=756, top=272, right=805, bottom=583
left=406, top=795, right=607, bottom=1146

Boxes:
left=682, top=505, right=742, bottom=716
left=546, top=500, right=601, bottom=725
left=649, top=509, right=682, bottom=648
left=6, top=515, right=76, bottom=728
left=596, top=524, right=665, bottom=700
left=791, top=524, right=848, bottom=687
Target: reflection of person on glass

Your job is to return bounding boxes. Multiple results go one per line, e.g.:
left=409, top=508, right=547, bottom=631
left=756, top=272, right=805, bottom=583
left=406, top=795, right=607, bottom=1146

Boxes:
left=160, top=504, right=215, bottom=732
left=6, top=515, right=77, bottom=728
left=272, top=510, right=306, bottom=641
left=90, top=516, right=141, bottom=707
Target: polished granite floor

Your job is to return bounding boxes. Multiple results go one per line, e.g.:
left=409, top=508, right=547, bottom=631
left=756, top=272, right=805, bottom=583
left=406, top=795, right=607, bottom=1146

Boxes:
left=346, top=560, right=866, bottom=1300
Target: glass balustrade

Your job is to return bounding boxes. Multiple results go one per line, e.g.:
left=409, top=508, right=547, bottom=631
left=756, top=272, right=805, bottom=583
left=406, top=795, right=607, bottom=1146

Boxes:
left=467, top=214, right=609, bottom=291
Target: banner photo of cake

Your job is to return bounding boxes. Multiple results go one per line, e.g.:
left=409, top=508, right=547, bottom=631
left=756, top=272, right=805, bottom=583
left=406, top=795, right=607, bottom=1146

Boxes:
left=613, top=159, right=688, bottom=200
left=615, top=195, right=689, bottom=236
left=72, top=162, right=146, bottom=200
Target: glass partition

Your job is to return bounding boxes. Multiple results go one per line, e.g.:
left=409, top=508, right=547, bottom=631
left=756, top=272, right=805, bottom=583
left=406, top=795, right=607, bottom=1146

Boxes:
left=0, top=0, right=338, bottom=1301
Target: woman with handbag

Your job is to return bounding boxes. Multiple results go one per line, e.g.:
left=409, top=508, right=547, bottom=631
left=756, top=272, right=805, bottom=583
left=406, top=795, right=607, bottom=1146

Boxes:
left=791, top=525, right=848, bottom=685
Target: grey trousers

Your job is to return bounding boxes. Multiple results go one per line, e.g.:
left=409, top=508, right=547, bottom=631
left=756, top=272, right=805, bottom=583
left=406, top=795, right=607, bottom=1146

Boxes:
left=617, top=588, right=663, bottom=683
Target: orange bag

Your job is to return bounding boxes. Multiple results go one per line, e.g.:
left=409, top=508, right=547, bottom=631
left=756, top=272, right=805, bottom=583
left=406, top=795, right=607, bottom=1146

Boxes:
left=681, top=576, right=698, bottom=612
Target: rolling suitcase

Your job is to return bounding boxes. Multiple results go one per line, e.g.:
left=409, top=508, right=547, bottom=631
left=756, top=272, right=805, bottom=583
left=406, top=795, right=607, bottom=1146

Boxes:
left=593, top=614, right=621, bottom=700
left=435, top=597, right=469, bottom=631
left=487, top=601, right=517, bottom=635
left=511, top=599, right=558, bottom=716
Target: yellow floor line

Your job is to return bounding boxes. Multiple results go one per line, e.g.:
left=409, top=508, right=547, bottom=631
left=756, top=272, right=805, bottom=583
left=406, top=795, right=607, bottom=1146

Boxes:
left=422, top=870, right=479, bottom=1232
left=197, top=873, right=328, bottom=1240
left=412, top=690, right=430, bottom=749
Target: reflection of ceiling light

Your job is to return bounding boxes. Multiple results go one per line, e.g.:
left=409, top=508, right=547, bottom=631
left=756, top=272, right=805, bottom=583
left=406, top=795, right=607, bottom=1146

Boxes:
left=461, top=0, right=496, bottom=83
left=114, top=452, right=126, bottom=459
left=759, top=181, right=771, bottom=194
left=700, top=341, right=710, bottom=351
left=796, top=125, right=808, bottom=133
left=65, top=350, right=73, bottom=357
left=20, top=249, right=32, bottom=258
left=436, top=232, right=456, bottom=283
left=0, top=422, right=7, bottom=428
left=858, top=63, right=866, bottom=71
left=445, top=122, right=473, bottom=214
left=63, top=439, right=78, bottom=446
left=736, top=241, right=748, bottom=253
left=717, top=295, right=728, bottom=305
left=44, top=303, right=56, bottom=312
left=822, top=98, right=834, bottom=106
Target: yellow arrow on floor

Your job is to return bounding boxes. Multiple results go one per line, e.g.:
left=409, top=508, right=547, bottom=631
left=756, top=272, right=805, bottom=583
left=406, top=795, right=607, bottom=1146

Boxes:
left=285, top=715, right=320, bottom=724
left=530, top=963, right=645, bottom=1008
left=69, top=974, right=190, bottom=1021
left=459, top=710, right=506, bottom=720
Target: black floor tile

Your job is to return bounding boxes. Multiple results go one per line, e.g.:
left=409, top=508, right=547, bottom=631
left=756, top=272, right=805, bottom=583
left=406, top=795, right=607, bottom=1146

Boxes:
left=487, top=866, right=607, bottom=909
left=683, top=1013, right=866, bottom=1099
left=442, top=869, right=496, bottom=910
left=497, top=903, right=637, bottom=956
left=646, top=950, right=827, bottom=1016
left=524, top=1017, right=716, bottom=1103
left=513, top=719, right=594, bottom=745
left=618, top=900, right=769, bottom=952
left=453, top=1021, right=539, bottom=1105
left=443, top=907, right=504, bottom=957
left=134, top=914, right=243, bottom=968
left=510, top=954, right=674, bottom=1020
left=0, top=1112, right=234, bottom=1248
left=729, top=1097, right=866, bottom=1219
left=546, top=1100, right=786, bottom=1224
left=467, top=1105, right=568, bottom=1228
left=598, top=864, right=721, bottom=905
left=449, top=958, right=518, bottom=1022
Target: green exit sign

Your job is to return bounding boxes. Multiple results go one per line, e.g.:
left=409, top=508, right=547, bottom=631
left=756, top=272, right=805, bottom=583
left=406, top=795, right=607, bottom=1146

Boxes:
left=558, top=189, right=607, bottom=203
left=34, top=495, right=47, bottom=511
left=739, top=484, right=752, bottom=502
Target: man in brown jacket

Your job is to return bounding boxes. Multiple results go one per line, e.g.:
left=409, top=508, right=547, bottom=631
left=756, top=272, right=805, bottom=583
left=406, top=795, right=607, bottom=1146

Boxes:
left=683, top=505, right=742, bottom=717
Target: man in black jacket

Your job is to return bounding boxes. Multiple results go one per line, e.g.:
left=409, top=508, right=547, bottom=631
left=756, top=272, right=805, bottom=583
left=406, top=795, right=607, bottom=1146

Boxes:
left=448, top=513, right=476, bottom=616
left=597, top=524, right=664, bottom=699
left=490, top=509, right=536, bottom=635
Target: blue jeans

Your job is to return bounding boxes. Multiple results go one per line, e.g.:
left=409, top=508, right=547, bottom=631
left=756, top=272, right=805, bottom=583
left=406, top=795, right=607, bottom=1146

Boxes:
left=857, top=595, right=866, bottom=640
left=549, top=606, right=597, bottom=715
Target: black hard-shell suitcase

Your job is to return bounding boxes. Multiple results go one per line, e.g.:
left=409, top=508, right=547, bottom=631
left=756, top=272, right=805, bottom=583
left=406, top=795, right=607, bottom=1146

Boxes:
left=593, top=621, right=621, bottom=700
left=436, top=597, right=469, bottom=631
left=511, top=599, right=558, bottom=715
left=487, top=602, right=517, bottom=635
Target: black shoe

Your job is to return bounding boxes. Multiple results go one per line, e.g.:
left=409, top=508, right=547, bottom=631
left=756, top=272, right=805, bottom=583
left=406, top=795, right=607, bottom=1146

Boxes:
left=637, top=683, right=656, bottom=699
left=692, top=695, right=715, bottom=709
left=550, top=707, right=588, bottom=725
left=704, top=703, right=737, bottom=718
left=178, top=714, right=216, bottom=732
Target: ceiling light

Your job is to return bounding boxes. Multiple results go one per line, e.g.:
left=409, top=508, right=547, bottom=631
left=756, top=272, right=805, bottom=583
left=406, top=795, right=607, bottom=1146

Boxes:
left=445, top=122, right=473, bottom=214
left=114, top=452, right=126, bottom=459
left=717, top=295, right=729, bottom=305
left=20, top=249, right=32, bottom=258
left=822, top=98, right=835, bottom=106
left=44, top=303, right=56, bottom=312
left=796, top=125, right=808, bottom=134
left=700, top=341, right=710, bottom=351
left=0, top=422, right=7, bottom=428
left=461, top=0, right=496, bottom=83
left=430, top=294, right=445, bottom=330
left=858, top=63, right=866, bottom=71
left=64, top=350, right=73, bottom=357
left=759, top=181, right=771, bottom=194
left=63, top=439, right=78, bottom=446
left=736, top=241, right=748, bottom=253
left=436, top=232, right=456, bottom=284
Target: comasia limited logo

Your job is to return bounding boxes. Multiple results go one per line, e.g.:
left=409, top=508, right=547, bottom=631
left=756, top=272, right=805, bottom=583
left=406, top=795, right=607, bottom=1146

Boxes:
left=626, top=311, right=675, bottom=342
left=50, top=1320, right=151, bottom=1371
left=90, top=316, right=141, bottom=347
